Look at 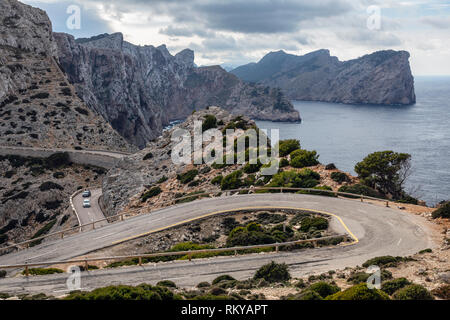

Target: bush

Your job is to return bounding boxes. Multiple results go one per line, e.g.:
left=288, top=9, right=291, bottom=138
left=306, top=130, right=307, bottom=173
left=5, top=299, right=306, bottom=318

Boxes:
left=381, top=278, right=412, bottom=295
left=156, top=280, right=177, bottom=288
left=299, top=217, right=328, bottom=232
left=45, top=152, right=71, bottom=169
left=64, top=284, right=179, bottom=300
left=141, top=187, right=162, bottom=202
left=157, top=176, right=168, bottom=184
left=23, top=268, right=63, bottom=276
left=432, top=201, right=450, bottom=219
left=30, top=219, right=57, bottom=246
left=338, top=184, right=384, bottom=199
left=211, top=175, right=223, bottom=185
left=53, top=172, right=65, bottom=179
left=221, top=170, right=243, bottom=190
left=269, top=169, right=320, bottom=189
left=39, top=181, right=63, bottom=191
left=277, top=139, right=301, bottom=157
left=0, top=270, right=6, bottom=278
left=143, top=152, right=153, bottom=160
left=326, top=283, right=390, bottom=300
left=196, top=282, right=211, bottom=288
left=177, top=169, right=198, bottom=184
left=279, top=158, right=289, bottom=168
left=202, top=115, right=217, bottom=132
left=362, top=256, right=400, bottom=268
left=308, top=281, right=340, bottom=298
left=393, top=284, right=433, bottom=300
left=286, top=290, right=323, bottom=300
left=253, top=261, right=290, bottom=283
left=325, top=163, right=336, bottom=170
left=331, top=171, right=349, bottom=183
left=289, top=149, right=319, bottom=168
left=243, top=161, right=263, bottom=174
left=212, top=275, right=236, bottom=285
left=30, top=92, right=49, bottom=99
left=74, top=107, right=89, bottom=115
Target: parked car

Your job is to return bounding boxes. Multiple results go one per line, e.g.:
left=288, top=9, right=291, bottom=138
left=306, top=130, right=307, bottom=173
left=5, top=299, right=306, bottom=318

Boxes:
left=82, top=190, right=91, bottom=197
left=83, top=199, right=91, bottom=208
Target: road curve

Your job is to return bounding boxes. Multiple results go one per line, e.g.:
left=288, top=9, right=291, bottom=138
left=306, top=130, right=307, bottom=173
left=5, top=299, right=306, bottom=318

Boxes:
left=0, top=193, right=438, bottom=295
left=73, top=188, right=107, bottom=231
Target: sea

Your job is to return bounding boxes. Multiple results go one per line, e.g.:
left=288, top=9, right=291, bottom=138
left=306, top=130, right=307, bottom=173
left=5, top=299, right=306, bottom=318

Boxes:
left=255, top=76, right=450, bottom=206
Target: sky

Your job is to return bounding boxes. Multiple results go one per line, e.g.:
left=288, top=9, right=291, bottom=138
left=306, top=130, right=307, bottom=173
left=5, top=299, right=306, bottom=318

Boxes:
left=22, top=0, right=450, bottom=75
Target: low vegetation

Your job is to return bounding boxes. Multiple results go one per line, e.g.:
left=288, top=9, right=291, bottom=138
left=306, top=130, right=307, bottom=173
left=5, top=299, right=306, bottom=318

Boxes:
left=254, top=261, right=290, bottom=283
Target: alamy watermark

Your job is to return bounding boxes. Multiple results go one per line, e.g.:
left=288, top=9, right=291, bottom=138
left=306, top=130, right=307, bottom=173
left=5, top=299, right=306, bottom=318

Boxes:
left=171, top=121, right=279, bottom=175
left=66, top=5, right=81, bottom=30
left=367, top=5, right=381, bottom=30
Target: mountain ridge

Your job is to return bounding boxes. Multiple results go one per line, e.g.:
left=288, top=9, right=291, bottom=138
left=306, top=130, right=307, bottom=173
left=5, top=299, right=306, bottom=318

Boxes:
left=231, top=49, right=416, bottom=106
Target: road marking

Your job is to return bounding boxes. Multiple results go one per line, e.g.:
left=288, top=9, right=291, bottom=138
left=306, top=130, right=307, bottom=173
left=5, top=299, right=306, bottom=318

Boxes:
left=110, top=206, right=359, bottom=247
left=93, top=232, right=116, bottom=240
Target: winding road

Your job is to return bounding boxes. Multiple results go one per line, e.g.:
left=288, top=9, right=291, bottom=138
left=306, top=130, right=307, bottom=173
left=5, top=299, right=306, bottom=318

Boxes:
left=73, top=188, right=107, bottom=231
left=0, top=193, right=438, bottom=295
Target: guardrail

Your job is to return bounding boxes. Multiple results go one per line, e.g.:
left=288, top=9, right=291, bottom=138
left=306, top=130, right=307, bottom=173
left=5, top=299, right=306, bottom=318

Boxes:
left=0, top=186, right=392, bottom=253
left=0, top=234, right=349, bottom=276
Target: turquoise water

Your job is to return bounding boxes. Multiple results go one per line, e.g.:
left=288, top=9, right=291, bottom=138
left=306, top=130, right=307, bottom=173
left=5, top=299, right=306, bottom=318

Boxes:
left=255, top=76, right=450, bottom=206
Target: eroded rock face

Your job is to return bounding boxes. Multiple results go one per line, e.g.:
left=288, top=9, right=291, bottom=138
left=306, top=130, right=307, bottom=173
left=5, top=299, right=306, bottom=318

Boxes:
left=0, top=0, right=134, bottom=152
left=54, top=33, right=300, bottom=148
left=231, top=49, right=416, bottom=106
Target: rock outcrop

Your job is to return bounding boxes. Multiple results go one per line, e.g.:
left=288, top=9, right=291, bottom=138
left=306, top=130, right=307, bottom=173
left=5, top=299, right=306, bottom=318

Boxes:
left=231, top=49, right=416, bottom=105
left=54, top=33, right=300, bottom=148
left=0, top=0, right=134, bottom=152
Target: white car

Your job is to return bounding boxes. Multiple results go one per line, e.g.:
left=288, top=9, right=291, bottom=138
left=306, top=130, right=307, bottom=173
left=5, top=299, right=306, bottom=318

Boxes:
left=82, top=199, right=91, bottom=208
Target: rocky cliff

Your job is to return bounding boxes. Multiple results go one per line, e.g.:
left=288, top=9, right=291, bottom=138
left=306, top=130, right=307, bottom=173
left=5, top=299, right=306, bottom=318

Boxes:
left=231, top=49, right=416, bottom=105
left=0, top=0, right=133, bottom=152
left=54, top=33, right=300, bottom=148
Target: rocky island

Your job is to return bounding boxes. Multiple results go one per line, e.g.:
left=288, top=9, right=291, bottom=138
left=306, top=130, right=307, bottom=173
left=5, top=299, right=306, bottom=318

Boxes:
left=231, top=49, right=416, bottom=106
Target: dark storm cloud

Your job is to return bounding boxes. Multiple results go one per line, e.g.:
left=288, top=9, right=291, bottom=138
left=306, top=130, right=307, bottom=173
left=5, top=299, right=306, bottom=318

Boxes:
left=81, top=0, right=354, bottom=34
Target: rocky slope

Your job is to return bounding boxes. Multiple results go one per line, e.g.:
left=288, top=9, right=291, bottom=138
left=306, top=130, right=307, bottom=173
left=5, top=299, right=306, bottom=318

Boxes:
left=0, top=0, right=133, bottom=152
left=102, top=107, right=356, bottom=217
left=54, top=33, right=300, bottom=148
left=231, top=49, right=416, bottom=105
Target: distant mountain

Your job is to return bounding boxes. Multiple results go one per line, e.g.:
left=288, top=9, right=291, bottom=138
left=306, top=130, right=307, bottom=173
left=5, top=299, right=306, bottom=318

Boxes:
left=231, top=49, right=416, bottom=105
left=54, top=33, right=300, bottom=148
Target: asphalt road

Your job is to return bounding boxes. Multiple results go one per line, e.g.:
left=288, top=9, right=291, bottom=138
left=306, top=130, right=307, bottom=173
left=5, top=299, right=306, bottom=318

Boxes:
left=73, top=188, right=107, bottom=231
left=0, top=193, right=437, bottom=295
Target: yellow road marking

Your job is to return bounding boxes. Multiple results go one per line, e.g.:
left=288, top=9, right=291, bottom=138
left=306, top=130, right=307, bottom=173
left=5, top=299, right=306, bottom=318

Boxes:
left=110, top=206, right=359, bottom=246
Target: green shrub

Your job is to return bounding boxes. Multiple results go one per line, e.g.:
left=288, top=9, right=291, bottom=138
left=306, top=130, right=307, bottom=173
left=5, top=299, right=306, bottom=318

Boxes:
left=279, top=158, right=289, bottom=168
left=362, top=256, right=400, bottom=268
left=0, top=270, right=6, bottom=278
left=197, top=282, right=211, bottom=288
left=143, top=152, right=153, bottom=160
left=141, top=187, right=162, bottom=202
left=23, top=268, right=63, bottom=276
left=331, top=171, right=349, bottom=183
left=277, top=139, right=301, bottom=157
left=157, top=176, right=168, bottom=184
left=432, top=201, right=450, bottom=219
left=298, top=186, right=336, bottom=197
left=326, top=283, right=390, bottom=300
left=286, top=290, right=323, bottom=300
left=39, top=181, right=63, bottom=191
left=338, top=184, right=384, bottom=199
left=30, top=219, right=57, bottom=246
left=418, top=248, right=432, bottom=254
left=177, top=169, right=198, bottom=184
left=308, top=281, right=340, bottom=298
left=156, top=280, right=177, bottom=288
left=64, top=284, right=179, bottom=300
left=243, top=161, right=263, bottom=174
left=221, top=170, right=243, bottom=190
left=299, top=217, right=328, bottom=232
left=45, top=152, right=71, bottom=169
left=212, top=275, right=236, bottom=285
left=347, top=272, right=370, bottom=284
left=393, top=284, right=433, bottom=300
left=253, top=261, right=290, bottom=283
left=211, top=175, right=223, bottom=185
left=269, top=169, right=320, bottom=189
left=289, top=149, right=319, bottom=168
left=381, top=278, right=412, bottom=295
left=202, top=115, right=217, bottom=132
left=256, top=212, right=286, bottom=224
left=53, top=172, right=65, bottom=179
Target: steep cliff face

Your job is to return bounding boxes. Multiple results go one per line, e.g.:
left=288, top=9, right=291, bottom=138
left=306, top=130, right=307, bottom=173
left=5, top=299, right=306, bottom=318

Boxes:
left=231, top=49, right=416, bottom=105
left=0, top=0, right=133, bottom=152
left=54, top=33, right=300, bottom=148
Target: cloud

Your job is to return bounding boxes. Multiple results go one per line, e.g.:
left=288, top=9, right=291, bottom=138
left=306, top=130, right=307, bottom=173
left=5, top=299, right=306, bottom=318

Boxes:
left=421, top=16, right=450, bottom=29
